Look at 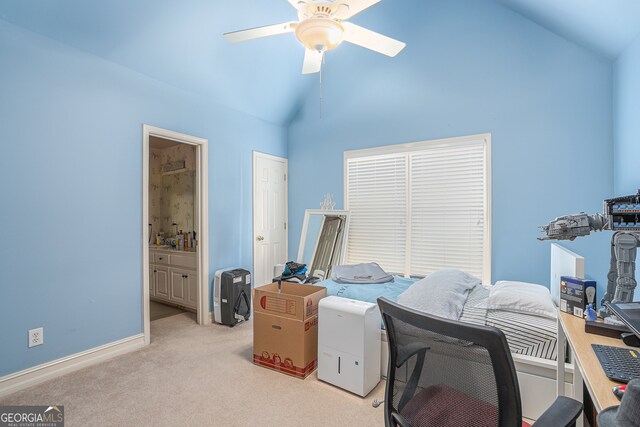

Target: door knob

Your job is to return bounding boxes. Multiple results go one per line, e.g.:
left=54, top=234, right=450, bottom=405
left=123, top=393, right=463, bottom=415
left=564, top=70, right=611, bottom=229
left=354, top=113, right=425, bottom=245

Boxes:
left=256, top=235, right=265, bottom=241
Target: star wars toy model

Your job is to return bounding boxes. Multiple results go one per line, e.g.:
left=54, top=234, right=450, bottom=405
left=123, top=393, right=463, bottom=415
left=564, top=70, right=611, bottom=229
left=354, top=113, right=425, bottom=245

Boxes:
left=539, top=191, right=640, bottom=315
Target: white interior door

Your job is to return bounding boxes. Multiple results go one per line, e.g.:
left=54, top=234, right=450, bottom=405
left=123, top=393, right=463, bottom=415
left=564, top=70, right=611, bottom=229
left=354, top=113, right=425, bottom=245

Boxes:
left=253, top=152, right=288, bottom=287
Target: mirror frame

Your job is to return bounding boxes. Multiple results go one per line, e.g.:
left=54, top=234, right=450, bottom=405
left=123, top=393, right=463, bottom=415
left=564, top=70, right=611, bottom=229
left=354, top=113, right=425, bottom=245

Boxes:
left=296, top=209, right=350, bottom=269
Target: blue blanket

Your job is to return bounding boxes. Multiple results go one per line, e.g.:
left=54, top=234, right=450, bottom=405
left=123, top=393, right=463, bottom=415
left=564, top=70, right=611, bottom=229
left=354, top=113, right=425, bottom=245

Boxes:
left=312, top=276, right=418, bottom=304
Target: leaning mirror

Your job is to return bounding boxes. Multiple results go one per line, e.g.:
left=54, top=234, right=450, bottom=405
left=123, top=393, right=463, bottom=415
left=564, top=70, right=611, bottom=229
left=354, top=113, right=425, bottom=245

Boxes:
left=297, top=209, right=350, bottom=281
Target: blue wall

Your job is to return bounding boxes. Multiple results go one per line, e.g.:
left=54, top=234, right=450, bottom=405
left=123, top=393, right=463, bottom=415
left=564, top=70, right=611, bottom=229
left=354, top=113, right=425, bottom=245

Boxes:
left=613, top=32, right=640, bottom=295
left=288, top=0, right=613, bottom=292
left=0, top=20, right=286, bottom=376
left=614, top=33, right=640, bottom=195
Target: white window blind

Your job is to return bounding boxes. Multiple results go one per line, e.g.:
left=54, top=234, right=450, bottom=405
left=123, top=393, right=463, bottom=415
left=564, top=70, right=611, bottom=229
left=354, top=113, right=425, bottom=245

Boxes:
left=344, top=135, right=491, bottom=283
left=345, top=155, right=407, bottom=274
left=409, top=143, right=486, bottom=279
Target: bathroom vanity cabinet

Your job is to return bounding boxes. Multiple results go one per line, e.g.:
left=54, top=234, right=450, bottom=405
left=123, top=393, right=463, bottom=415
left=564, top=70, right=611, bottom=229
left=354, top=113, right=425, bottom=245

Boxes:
left=149, top=247, right=197, bottom=310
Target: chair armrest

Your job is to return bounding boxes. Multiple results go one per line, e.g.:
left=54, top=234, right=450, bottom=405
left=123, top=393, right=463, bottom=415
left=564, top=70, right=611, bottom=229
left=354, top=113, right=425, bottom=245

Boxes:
left=532, top=396, right=583, bottom=427
left=391, top=411, right=412, bottom=427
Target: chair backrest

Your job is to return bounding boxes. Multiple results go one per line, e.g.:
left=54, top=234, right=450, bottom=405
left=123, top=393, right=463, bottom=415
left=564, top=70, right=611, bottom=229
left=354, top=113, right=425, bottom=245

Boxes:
left=378, top=297, right=523, bottom=427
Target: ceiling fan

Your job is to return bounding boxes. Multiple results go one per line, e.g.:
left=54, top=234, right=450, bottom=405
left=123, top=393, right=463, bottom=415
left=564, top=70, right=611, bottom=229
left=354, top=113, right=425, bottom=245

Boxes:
left=223, top=0, right=406, bottom=75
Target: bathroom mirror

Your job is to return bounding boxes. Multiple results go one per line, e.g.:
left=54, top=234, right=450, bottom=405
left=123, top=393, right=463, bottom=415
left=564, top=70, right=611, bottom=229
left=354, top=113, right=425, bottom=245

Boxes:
left=297, top=209, right=350, bottom=281
left=160, top=170, right=195, bottom=234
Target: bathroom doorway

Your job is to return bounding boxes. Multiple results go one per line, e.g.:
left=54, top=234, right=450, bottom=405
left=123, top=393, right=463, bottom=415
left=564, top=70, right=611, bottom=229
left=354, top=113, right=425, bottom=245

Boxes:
left=142, top=125, right=209, bottom=345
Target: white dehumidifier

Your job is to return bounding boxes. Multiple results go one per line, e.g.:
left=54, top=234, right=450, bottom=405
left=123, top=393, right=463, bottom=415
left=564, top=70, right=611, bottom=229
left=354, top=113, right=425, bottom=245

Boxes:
left=318, top=296, right=381, bottom=397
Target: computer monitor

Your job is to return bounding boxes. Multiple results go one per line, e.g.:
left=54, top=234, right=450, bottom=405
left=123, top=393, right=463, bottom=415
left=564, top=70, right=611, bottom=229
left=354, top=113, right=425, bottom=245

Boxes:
left=550, top=243, right=585, bottom=306
left=608, top=302, right=640, bottom=339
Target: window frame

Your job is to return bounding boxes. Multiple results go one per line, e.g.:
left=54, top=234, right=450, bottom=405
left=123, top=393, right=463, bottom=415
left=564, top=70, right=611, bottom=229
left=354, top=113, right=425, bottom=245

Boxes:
left=343, top=133, right=492, bottom=285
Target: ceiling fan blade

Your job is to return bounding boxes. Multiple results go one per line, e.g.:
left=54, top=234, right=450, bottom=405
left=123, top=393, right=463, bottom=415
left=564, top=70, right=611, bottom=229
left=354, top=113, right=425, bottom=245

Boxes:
left=223, top=22, right=295, bottom=43
left=287, top=0, right=300, bottom=9
left=302, top=49, right=323, bottom=74
left=342, top=22, right=406, bottom=57
left=338, top=0, right=381, bottom=19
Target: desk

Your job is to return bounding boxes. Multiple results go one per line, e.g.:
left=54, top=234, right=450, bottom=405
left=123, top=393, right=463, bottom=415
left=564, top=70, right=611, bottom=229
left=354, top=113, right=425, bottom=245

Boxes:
left=557, top=311, right=633, bottom=425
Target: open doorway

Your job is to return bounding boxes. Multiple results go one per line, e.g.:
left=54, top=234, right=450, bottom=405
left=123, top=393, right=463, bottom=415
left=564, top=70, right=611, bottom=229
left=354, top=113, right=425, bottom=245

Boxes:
left=142, top=125, right=210, bottom=345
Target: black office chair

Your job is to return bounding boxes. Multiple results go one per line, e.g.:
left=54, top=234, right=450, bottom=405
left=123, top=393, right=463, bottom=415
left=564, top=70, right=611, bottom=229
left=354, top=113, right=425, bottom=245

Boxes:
left=377, top=297, right=583, bottom=427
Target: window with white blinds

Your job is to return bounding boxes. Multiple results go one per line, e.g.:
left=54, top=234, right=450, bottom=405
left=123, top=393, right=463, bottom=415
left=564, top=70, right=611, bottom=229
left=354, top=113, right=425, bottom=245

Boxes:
left=345, top=155, right=407, bottom=275
left=344, top=134, right=491, bottom=284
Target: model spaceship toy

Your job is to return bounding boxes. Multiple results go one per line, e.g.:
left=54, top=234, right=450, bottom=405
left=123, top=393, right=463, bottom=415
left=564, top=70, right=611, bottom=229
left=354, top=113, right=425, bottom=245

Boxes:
left=539, top=191, right=640, bottom=313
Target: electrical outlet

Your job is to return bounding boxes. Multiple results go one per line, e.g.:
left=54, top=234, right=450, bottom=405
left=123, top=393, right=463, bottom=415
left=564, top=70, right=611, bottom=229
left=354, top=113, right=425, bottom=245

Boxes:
left=28, top=327, right=44, bottom=348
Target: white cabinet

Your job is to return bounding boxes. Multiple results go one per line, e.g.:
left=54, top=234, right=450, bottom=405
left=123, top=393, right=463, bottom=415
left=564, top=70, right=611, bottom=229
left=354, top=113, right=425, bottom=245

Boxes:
left=153, top=252, right=169, bottom=265
left=186, top=271, right=198, bottom=307
left=170, top=269, right=187, bottom=303
left=149, top=248, right=197, bottom=310
left=170, top=268, right=198, bottom=306
left=170, top=254, right=197, bottom=269
left=149, top=265, right=155, bottom=297
left=155, top=266, right=170, bottom=300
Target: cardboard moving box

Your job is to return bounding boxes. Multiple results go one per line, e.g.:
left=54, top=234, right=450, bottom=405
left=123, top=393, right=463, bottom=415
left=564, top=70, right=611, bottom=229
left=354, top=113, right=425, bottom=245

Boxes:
left=253, top=282, right=327, bottom=379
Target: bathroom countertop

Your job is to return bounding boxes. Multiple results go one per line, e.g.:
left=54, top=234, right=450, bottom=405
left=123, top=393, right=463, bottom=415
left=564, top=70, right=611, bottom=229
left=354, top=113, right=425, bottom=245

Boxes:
left=149, top=245, right=197, bottom=253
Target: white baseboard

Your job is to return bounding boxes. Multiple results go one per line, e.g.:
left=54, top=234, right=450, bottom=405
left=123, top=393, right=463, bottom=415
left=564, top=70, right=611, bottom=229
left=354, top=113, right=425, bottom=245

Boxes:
left=0, top=334, right=146, bottom=398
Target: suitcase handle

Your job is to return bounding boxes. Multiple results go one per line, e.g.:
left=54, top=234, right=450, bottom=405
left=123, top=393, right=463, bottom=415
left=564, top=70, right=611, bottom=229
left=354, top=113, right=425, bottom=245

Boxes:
left=234, top=290, right=251, bottom=321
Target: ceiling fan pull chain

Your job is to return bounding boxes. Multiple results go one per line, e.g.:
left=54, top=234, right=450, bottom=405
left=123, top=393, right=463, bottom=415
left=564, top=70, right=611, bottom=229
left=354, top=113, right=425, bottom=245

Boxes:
left=319, top=55, right=324, bottom=119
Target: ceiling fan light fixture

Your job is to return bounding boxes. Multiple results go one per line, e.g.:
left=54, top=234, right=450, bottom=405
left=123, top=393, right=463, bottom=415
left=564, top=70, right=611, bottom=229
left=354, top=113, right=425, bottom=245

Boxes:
left=295, top=18, right=344, bottom=52
left=225, top=0, right=406, bottom=75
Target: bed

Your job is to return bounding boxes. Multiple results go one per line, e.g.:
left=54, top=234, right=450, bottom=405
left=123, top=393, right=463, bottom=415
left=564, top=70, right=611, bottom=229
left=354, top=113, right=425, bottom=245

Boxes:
left=314, top=276, right=558, bottom=360
left=312, top=275, right=573, bottom=420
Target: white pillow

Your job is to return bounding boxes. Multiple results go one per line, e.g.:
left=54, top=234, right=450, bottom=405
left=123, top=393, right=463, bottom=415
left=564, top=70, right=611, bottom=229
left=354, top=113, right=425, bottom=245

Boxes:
left=487, top=281, right=557, bottom=319
left=397, top=269, right=480, bottom=320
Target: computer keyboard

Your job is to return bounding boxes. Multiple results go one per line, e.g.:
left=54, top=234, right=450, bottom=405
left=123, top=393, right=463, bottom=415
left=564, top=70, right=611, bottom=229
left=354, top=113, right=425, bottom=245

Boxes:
left=592, top=344, right=640, bottom=383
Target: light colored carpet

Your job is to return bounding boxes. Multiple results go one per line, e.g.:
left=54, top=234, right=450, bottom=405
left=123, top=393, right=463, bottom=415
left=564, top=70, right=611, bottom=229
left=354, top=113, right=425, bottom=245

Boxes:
left=1, top=313, right=385, bottom=427
left=150, top=300, right=187, bottom=321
